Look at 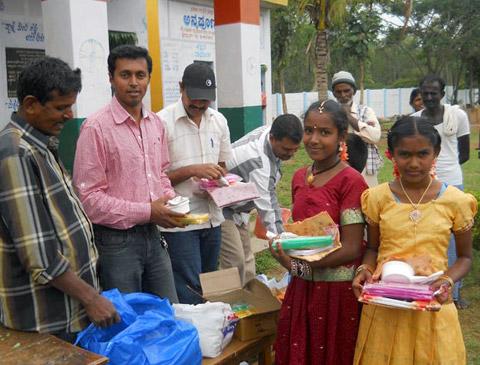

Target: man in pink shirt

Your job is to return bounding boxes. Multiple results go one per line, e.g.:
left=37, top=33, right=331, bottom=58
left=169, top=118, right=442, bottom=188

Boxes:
left=73, top=45, right=184, bottom=303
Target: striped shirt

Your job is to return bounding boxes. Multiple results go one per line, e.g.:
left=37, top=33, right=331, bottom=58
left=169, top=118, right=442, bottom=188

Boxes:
left=223, top=126, right=284, bottom=234
left=158, top=99, right=233, bottom=231
left=0, top=113, right=99, bottom=334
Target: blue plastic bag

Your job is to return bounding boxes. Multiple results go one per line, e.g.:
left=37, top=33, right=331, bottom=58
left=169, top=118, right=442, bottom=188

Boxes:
left=75, top=289, right=202, bottom=365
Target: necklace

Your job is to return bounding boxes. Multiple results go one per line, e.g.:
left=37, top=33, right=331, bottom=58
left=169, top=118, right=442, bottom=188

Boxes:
left=307, top=159, right=341, bottom=185
left=398, top=177, right=433, bottom=223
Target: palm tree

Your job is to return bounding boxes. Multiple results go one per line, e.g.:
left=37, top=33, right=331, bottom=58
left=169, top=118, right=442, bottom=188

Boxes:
left=297, top=0, right=409, bottom=101
left=298, top=0, right=353, bottom=101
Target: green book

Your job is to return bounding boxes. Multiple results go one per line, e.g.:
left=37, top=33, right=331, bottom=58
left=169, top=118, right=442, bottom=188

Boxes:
left=272, top=235, right=333, bottom=250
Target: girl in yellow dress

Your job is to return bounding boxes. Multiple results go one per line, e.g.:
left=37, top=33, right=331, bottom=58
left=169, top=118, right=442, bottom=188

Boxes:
left=352, top=116, right=477, bottom=365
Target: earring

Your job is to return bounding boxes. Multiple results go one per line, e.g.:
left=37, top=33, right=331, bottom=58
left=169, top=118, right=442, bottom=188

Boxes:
left=385, top=150, right=400, bottom=178
left=392, top=160, right=400, bottom=178
left=339, top=142, right=348, bottom=161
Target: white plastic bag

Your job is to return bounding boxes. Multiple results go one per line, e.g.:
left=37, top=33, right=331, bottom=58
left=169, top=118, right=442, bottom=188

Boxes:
left=173, top=302, right=238, bottom=358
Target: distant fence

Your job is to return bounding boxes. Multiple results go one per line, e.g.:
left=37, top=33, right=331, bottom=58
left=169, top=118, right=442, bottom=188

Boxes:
left=272, top=87, right=479, bottom=120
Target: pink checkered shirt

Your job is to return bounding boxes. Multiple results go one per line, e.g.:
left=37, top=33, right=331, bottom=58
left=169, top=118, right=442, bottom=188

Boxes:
left=73, top=96, right=175, bottom=229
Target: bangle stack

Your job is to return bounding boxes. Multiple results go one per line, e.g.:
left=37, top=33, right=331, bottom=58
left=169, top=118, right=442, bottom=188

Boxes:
left=437, top=274, right=455, bottom=289
left=290, top=259, right=312, bottom=278
left=354, top=264, right=374, bottom=277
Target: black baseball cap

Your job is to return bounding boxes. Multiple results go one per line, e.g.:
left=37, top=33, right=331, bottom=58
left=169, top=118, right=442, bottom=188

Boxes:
left=182, top=62, right=216, bottom=101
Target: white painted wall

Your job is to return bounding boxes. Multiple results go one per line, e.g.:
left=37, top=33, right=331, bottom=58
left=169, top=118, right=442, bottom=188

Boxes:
left=0, top=0, right=44, bottom=129
left=272, top=87, right=480, bottom=120
left=0, top=0, right=277, bottom=129
left=259, top=7, right=273, bottom=124
left=215, top=22, right=261, bottom=108
left=42, top=0, right=111, bottom=118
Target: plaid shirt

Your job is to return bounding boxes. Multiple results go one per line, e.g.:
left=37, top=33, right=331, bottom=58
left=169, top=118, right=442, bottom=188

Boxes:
left=0, top=113, right=99, bottom=333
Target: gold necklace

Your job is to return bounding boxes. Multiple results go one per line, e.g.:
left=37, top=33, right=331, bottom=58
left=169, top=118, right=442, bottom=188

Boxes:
left=306, top=159, right=341, bottom=185
left=399, top=177, right=433, bottom=223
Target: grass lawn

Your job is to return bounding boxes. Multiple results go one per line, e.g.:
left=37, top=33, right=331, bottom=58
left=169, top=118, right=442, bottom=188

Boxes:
left=256, top=123, right=480, bottom=364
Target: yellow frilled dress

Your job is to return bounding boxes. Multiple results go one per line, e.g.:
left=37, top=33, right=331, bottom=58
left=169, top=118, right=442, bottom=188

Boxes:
left=354, top=183, right=477, bottom=365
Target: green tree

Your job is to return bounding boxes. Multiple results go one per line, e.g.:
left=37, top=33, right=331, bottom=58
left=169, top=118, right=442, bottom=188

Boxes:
left=333, top=6, right=381, bottom=103
left=271, top=6, right=300, bottom=112
left=297, top=0, right=354, bottom=101
left=382, top=0, right=480, bottom=103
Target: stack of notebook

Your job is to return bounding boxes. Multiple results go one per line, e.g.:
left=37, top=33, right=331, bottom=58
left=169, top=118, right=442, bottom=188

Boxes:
left=359, top=282, right=441, bottom=311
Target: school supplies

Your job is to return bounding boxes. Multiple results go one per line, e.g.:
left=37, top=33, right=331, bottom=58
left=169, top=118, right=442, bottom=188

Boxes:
left=198, top=173, right=260, bottom=208
left=359, top=282, right=441, bottom=311
left=282, top=211, right=342, bottom=262
left=271, top=235, right=334, bottom=251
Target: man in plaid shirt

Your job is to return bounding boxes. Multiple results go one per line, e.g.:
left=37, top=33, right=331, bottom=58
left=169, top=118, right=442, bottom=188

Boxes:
left=0, top=57, right=119, bottom=342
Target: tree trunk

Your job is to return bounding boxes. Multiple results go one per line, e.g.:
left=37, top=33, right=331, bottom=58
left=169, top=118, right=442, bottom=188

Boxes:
left=359, top=61, right=365, bottom=105
left=278, top=69, right=288, bottom=114
left=468, top=65, right=474, bottom=106
left=451, top=62, right=464, bottom=105
left=315, top=30, right=329, bottom=101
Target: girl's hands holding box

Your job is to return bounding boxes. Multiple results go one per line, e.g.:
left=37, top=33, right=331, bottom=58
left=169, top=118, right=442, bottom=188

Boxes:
left=269, top=240, right=292, bottom=271
left=430, top=275, right=454, bottom=304
left=352, top=264, right=375, bottom=299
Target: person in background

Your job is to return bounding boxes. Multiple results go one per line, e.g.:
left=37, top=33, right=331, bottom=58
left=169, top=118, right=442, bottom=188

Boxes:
left=332, top=70, right=382, bottom=186
left=158, top=63, right=233, bottom=304
left=0, top=57, right=119, bottom=343
left=352, top=117, right=475, bottom=364
left=412, top=74, right=471, bottom=309
left=74, top=45, right=183, bottom=304
left=270, top=100, right=368, bottom=365
left=409, top=87, right=424, bottom=112
left=220, top=114, right=303, bottom=285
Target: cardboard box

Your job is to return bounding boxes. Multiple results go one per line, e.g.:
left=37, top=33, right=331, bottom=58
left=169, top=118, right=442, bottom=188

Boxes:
left=200, top=268, right=281, bottom=341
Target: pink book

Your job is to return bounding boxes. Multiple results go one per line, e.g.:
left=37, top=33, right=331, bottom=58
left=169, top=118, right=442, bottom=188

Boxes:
left=205, top=182, right=260, bottom=208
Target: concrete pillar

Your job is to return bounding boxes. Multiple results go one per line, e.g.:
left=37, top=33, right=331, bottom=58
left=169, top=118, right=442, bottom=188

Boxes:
left=214, top=0, right=262, bottom=141
left=41, top=0, right=110, bottom=172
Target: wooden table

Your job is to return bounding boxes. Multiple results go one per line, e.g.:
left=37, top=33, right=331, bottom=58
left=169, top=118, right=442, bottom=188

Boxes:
left=202, top=335, right=275, bottom=365
left=0, top=326, right=108, bottom=365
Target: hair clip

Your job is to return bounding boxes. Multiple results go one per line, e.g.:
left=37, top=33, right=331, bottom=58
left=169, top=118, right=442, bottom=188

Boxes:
left=318, top=100, right=327, bottom=113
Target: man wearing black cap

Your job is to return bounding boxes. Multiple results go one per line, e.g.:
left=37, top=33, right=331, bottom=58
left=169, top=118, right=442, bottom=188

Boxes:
left=332, top=70, right=382, bottom=186
left=158, top=62, right=233, bottom=304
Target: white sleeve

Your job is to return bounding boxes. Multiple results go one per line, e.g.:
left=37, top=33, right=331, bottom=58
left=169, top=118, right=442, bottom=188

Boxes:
left=217, top=114, right=233, bottom=163
left=456, top=109, right=470, bottom=137
left=356, top=107, right=381, bottom=144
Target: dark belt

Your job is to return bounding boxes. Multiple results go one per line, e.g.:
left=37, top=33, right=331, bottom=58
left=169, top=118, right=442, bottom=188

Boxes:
left=93, top=223, right=168, bottom=248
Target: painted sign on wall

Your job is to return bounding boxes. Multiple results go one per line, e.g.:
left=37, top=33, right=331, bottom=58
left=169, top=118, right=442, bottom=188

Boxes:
left=6, top=47, right=44, bottom=97
left=160, top=1, right=215, bottom=106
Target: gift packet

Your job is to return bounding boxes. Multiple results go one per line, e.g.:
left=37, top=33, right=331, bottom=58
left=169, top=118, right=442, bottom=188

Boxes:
left=359, top=259, right=443, bottom=311
left=280, top=211, right=342, bottom=262
left=198, top=173, right=260, bottom=208
left=359, top=282, right=441, bottom=311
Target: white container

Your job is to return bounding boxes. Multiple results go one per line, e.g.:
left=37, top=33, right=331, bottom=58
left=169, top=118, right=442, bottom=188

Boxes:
left=167, top=196, right=190, bottom=214
left=381, top=260, right=415, bottom=283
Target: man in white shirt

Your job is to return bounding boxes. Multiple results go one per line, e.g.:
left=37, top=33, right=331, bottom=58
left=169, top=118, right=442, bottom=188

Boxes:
left=412, top=75, right=470, bottom=186
left=220, top=114, right=303, bottom=285
left=412, top=74, right=470, bottom=308
left=332, top=71, right=382, bottom=186
left=158, top=63, right=233, bottom=304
